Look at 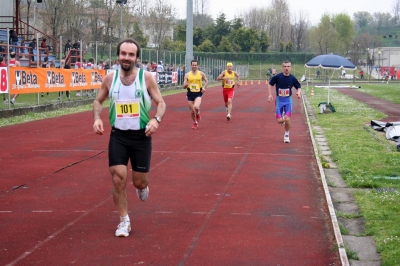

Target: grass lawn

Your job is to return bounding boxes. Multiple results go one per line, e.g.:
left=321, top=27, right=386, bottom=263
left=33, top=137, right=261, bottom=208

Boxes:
left=307, top=84, right=400, bottom=266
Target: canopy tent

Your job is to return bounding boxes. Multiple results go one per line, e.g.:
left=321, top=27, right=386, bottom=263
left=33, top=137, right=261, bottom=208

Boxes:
left=305, top=54, right=357, bottom=104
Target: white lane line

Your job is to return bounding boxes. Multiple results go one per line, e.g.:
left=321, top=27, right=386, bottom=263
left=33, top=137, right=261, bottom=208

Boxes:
left=0, top=211, right=12, bottom=213
left=6, top=196, right=112, bottom=266
left=32, top=210, right=53, bottom=213
left=155, top=211, right=172, bottom=214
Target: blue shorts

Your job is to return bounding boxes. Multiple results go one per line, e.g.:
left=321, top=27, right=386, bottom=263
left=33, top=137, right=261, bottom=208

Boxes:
left=186, top=91, right=203, bottom=102
left=275, top=97, right=292, bottom=119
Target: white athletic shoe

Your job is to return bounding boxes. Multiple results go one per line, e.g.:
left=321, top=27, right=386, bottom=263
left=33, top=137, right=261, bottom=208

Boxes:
left=227, top=114, right=231, bottom=121
left=136, top=186, right=149, bottom=201
left=115, top=220, right=131, bottom=237
left=284, top=135, right=290, bottom=143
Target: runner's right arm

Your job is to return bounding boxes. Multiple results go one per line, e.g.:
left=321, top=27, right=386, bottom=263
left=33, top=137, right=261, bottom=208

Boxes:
left=93, top=73, right=112, bottom=135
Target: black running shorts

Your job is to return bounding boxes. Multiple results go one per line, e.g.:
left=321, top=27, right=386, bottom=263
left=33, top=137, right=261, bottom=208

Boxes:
left=186, top=91, right=203, bottom=102
left=108, top=127, right=152, bottom=173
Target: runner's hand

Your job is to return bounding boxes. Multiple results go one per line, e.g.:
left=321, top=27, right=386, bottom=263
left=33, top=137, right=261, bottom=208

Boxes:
left=145, top=119, right=159, bottom=137
left=268, top=95, right=273, bottom=103
left=93, top=119, right=104, bottom=135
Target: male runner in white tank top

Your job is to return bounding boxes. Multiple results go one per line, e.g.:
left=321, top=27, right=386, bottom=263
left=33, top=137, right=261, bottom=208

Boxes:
left=93, top=39, right=166, bottom=237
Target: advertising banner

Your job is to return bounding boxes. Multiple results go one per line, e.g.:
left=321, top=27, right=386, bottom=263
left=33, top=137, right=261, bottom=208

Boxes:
left=7, top=67, right=106, bottom=94
left=157, top=71, right=178, bottom=85
left=0, top=67, right=9, bottom=94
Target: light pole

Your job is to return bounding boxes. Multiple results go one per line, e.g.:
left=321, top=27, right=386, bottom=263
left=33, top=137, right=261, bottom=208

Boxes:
left=366, top=48, right=370, bottom=82
left=378, top=50, right=381, bottom=80
left=116, top=0, right=127, bottom=40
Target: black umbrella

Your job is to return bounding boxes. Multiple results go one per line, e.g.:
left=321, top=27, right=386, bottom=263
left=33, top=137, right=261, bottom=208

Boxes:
left=305, top=54, right=357, bottom=103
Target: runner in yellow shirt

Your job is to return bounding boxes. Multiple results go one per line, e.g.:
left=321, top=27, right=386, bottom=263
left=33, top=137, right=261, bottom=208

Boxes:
left=183, top=59, right=208, bottom=129
left=217, top=62, right=241, bottom=121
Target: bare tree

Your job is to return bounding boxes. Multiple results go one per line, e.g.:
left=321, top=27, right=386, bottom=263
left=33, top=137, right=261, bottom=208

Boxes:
left=134, top=0, right=150, bottom=17
left=38, top=0, right=70, bottom=51
left=392, top=0, right=400, bottom=24
left=290, top=10, right=310, bottom=52
left=146, top=0, right=177, bottom=49
left=241, top=7, right=270, bottom=33
left=267, top=0, right=290, bottom=50
left=198, top=0, right=210, bottom=15
left=62, top=0, right=88, bottom=44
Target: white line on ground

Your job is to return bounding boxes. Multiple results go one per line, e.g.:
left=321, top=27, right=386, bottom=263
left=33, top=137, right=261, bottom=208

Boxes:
left=6, top=196, right=112, bottom=266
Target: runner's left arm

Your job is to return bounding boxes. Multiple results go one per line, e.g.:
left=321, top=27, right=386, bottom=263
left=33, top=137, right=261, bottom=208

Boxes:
left=202, top=72, right=208, bottom=92
left=235, top=72, right=241, bottom=87
left=145, top=71, right=166, bottom=135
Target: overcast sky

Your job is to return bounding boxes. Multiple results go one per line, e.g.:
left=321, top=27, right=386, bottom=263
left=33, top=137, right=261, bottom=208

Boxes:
left=175, top=0, right=395, bottom=25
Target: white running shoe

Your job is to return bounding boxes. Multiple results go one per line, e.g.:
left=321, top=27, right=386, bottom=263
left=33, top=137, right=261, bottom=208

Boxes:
left=115, top=220, right=131, bottom=237
left=284, top=135, right=290, bottom=143
left=227, top=114, right=231, bottom=121
left=136, top=186, right=149, bottom=201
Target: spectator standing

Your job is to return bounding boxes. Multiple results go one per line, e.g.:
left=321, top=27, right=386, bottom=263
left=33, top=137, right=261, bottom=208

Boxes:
left=150, top=61, right=157, bottom=72
left=40, top=38, right=48, bottom=54
left=98, top=59, right=105, bottom=70
left=157, top=61, right=164, bottom=72
left=0, top=56, right=8, bottom=103
left=9, top=30, right=19, bottom=52
left=58, top=60, right=68, bottom=100
left=111, top=60, right=120, bottom=70
left=19, top=39, right=26, bottom=59
left=9, top=53, right=21, bottom=104
left=64, top=40, right=72, bottom=56
left=359, top=70, right=364, bottom=80
left=73, top=39, right=80, bottom=50
left=29, top=38, right=36, bottom=61
left=141, top=60, right=149, bottom=71
left=104, top=59, right=111, bottom=70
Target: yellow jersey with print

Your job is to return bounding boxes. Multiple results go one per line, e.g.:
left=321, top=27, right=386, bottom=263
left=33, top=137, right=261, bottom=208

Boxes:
left=188, top=71, right=203, bottom=92
left=222, top=71, right=236, bottom=89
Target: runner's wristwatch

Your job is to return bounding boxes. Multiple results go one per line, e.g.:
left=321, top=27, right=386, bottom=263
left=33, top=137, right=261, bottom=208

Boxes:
left=154, top=116, right=161, bottom=123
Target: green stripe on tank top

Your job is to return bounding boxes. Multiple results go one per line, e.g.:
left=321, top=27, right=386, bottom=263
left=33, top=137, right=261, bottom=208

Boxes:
left=138, top=68, right=148, bottom=128
left=109, top=69, right=119, bottom=127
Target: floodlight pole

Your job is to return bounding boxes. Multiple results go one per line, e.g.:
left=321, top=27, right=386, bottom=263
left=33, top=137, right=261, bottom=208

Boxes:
left=378, top=51, right=381, bottom=80
left=185, top=0, right=193, bottom=71
left=120, top=4, right=123, bottom=40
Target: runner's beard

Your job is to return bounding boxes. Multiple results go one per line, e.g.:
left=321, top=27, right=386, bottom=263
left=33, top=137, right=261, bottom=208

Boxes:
left=120, top=61, right=133, bottom=71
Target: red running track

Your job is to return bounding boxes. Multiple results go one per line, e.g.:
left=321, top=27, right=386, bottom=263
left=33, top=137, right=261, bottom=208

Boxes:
left=0, top=83, right=341, bottom=265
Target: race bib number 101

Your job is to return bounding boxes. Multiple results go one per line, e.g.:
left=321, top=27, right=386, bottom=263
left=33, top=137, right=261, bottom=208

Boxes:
left=116, top=100, right=140, bottom=118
